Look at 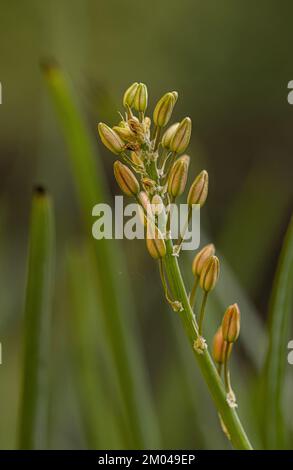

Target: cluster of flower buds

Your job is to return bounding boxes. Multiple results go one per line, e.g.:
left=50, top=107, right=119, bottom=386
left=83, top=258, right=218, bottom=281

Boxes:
left=212, top=303, right=241, bottom=408
left=191, top=243, right=220, bottom=352
left=97, top=82, right=209, bottom=260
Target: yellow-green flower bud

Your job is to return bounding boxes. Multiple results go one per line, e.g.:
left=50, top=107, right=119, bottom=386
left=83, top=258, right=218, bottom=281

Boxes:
left=138, top=191, right=151, bottom=212
left=143, top=116, right=151, bottom=138
left=133, top=83, right=148, bottom=112
left=98, top=123, right=124, bottom=155
left=146, top=223, right=166, bottom=259
left=153, top=92, right=177, bottom=127
left=113, top=161, right=140, bottom=197
left=130, top=151, right=143, bottom=167
left=113, top=125, right=136, bottom=143
left=192, top=243, right=215, bottom=277
left=199, top=255, right=220, bottom=292
left=187, top=170, right=208, bottom=207
left=221, top=303, right=240, bottom=343
left=151, top=195, right=167, bottom=234
left=151, top=194, right=165, bottom=216
left=141, top=177, right=156, bottom=193
left=172, top=91, right=178, bottom=103
left=212, top=327, right=232, bottom=364
left=169, top=117, right=192, bottom=153
left=162, top=122, right=180, bottom=149
left=123, top=82, right=139, bottom=108
left=138, top=191, right=151, bottom=226
left=167, top=155, right=190, bottom=198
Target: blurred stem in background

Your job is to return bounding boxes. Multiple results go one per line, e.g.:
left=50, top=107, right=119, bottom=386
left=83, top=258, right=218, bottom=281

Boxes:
left=67, top=245, right=126, bottom=448
left=18, top=187, right=55, bottom=449
left=42, top=63, right=160, bottom=448
left=263, top=215, right=293, bottom=449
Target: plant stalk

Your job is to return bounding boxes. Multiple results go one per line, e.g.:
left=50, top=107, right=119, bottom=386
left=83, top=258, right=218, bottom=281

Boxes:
left=163, top=238, right=253, bottom=450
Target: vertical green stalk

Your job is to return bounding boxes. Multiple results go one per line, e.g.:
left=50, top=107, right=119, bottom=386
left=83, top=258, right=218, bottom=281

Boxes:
left=263, top=215, right=293, bottom=449
left=42, top=63, right=160, bottom=448
left=18, top=187, right=55, bottom=449
left=163, top=238, right=253, bottom=450
left=67, top=247, right=126, bottom=449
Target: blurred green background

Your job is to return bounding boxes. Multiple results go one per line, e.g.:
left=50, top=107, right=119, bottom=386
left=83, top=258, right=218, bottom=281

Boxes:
left=0, top=0, right=292, bottom=449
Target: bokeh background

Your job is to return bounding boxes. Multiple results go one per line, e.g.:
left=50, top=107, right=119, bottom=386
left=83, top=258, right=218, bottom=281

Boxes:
left=0, top=0, right=292, bottom=449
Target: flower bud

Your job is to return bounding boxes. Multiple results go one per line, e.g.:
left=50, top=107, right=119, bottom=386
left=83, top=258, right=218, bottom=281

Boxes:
left=221, top=303, right=240, bottom=343
left=153, top=92, right=177, bottom=127
left=169, top=117, right=192, bottom=153
left=192, top=243, right=215, bottom=277
left=123, top=82, right=139, bottom=108
left=171, top=91, right=178, bottom=103
left=98, top=123, right=125, bottom=155
left=143, top=116, right=151, bottom=136
left=212, top=327, right=232, bottom=364
left=162, top=123, right=180, bottom=149
left=137, top=205, right=146, bottom=227
left=151, top=194, right=165, bottom=215
left=151, top=195, right=167, bottom=234
left=146, top=223, right=166, bottom=259
left=138, top=191, right=151, bottom=213
left=113, top=125, right=136, bottom=143
left=130, top=151, right=143, bottom=167
left=113, top=161, right=140, bottom=197
left=141, top=177, right=156, bottom=192
left=167, top=155, right=190, bottom=198
left=133, top=83, right=148, bottom=112
left=187, top=170, right=208, bottom=207
left=199, top=255, right=220, bottom=292
left=138, top=191, right=152, bottom=226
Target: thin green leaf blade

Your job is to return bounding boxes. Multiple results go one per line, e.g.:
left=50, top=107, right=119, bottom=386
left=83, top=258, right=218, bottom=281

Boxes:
left=18, top=187, right=55, bottom=449
left=67, top=246, right=127, bottom=449
left=264, top=215, right=293, bottom=449
left=42, top=63, right=160, bottom=448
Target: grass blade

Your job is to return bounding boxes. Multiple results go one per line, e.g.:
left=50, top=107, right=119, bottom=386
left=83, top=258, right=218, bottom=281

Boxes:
left=67, top=246, right=126, bottom=449
left=263, top=215, right=293, bottom=448
left=18, top=187, right=55, bottom=449
left=42, top=63, right=160, bottom=448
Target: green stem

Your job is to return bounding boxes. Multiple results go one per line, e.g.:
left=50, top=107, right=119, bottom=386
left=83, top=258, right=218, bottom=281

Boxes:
left=153, top=126, right=161, bottom=151
left=163, top=238, right=253, bottom=450
left=175, top=206, right=192, bottom=253
left=224, top=345, right=232, bottom=394
left=198, top=291, right=208, bottom=336
left=159, top=259, right=174, bottom=305
left=189, top=276, right=199, bottom=308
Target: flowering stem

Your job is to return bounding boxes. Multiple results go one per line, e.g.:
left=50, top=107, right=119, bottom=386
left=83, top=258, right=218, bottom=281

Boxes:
left=154, top=126, right=161, bottom=151
left=189, top=275, right=199, bottom=308
left=224, top=344, right=233, bottom=394
left=163, top=238, right=253, bottom=450
left=198, top=291, right=208, bottom=336
left=159, top=259, right=175, bottom=306
left=224, top=355, right=231, bottom=393
left=175, top=206, right=192, bottom=254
